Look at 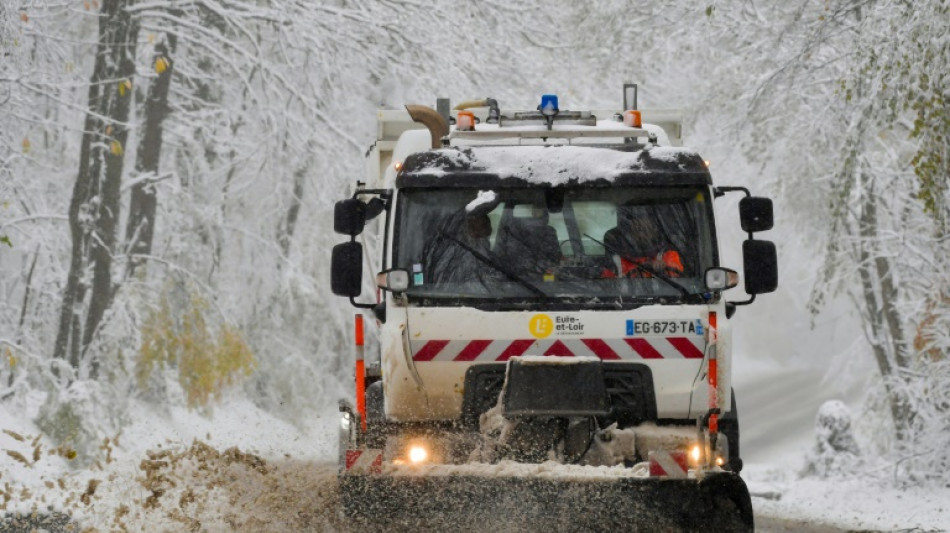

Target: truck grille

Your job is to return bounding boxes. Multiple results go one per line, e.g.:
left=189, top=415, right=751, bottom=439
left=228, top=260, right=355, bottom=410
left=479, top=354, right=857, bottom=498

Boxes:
left=460, top=362, right=657, bottom=428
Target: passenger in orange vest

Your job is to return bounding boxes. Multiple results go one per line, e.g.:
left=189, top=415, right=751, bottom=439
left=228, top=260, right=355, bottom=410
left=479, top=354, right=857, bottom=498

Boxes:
left=602, top=209, right=684, bottom=278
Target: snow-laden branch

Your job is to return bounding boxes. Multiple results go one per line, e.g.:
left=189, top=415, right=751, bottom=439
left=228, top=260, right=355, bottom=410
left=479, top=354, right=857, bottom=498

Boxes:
left=0, top=214, right=70, bottom=231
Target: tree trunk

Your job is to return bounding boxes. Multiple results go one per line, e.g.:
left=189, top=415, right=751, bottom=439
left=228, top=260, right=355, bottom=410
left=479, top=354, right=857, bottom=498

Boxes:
left=53, top=0, right=138, bottom=377
left=855, top=175, right=916, bottom=439
left=126, top=36, right=176, bottom=277
left=277, top=166, right=306, bottom=258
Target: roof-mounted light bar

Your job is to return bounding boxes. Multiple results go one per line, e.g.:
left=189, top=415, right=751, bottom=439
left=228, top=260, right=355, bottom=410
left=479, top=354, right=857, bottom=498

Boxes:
left=498, top=110, right=596, bottom=128
left=447, top=126, right=653, bottom=141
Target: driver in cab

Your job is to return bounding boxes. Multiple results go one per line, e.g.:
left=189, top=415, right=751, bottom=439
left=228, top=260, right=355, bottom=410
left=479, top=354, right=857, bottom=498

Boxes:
left=601, top=207, right=684, bottom=279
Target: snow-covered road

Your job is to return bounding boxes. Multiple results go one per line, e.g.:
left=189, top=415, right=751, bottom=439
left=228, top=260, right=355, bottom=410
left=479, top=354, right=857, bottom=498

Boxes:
left=4, top=363, right=949, bottom=531
left=0, top=459, right=895, bottom=533
left=0, top=458, right=856, bottom=533
left=754, top=515, right=855, bottom=532
left=4, top=441, right=949, bottom=532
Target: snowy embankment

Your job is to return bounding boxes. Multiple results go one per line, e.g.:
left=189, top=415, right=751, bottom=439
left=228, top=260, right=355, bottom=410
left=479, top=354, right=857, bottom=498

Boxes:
left=735, top=363, right=950, bottom=532
left=1, top=397, right=344, bottom=532
left=747, top=465, right=950, bottom=533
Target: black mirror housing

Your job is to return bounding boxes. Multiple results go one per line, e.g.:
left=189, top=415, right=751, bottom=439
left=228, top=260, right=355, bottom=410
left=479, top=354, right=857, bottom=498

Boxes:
left=331, top=241, right=363, bottom=297
left=334, top=199, right=366, bottom=236
left=365, top=197, right=386, bottom=222
left=739, top=197, right=774, bottom=233
left=742, top=240, right=778, bottom=295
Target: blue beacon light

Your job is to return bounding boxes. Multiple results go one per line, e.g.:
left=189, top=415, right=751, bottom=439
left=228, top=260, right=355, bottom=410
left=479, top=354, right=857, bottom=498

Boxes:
left=539, top=94, right=559, bottom=116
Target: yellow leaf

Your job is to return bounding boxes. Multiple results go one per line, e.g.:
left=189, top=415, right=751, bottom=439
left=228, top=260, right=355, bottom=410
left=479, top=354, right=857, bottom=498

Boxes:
left=19, top=12, right=28, bottom=23
left=104, top=125, right=113, bottom=135
left=147, top=34, right=155, bottom=44
left=110, top=140, right=123, bottom=156
left=6, top=450, right=30, bottom=466
left=2, top=429, right=25, bottom=442
left=21, top=138, right=30, bottom=154
left=155, top=57, right=169, bottom=74
left=118, top=79, right=132, bottom=97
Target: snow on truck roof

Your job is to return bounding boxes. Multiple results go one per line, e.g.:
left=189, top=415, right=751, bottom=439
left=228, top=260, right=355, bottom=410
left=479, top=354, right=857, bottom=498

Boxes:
left=397, top=144, right=711, bottom=188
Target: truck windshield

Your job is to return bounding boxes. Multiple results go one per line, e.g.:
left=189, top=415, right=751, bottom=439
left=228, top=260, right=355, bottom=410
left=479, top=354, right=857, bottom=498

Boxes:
left=394, top=186, right=717, bottom=304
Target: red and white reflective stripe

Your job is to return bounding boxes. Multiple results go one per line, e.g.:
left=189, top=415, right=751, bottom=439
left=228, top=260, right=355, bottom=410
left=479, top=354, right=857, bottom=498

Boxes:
left=344, top=449, right=383, bottom=474
left=409, top=337, right=705, bottom=362
left=648, top=450, right=689, bottom=479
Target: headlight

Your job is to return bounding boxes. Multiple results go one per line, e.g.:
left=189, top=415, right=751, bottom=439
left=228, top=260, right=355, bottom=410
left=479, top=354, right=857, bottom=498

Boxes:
left=687, top=442, right=725, bottom=467
left=408, top=444, right=429, bottom=464
left=689, top=444, right=702, bottom=463
left=387, top=436, right=444, bottom=465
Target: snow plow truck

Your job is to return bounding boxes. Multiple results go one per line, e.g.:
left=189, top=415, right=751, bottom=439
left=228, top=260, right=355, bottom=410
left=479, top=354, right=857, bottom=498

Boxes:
left=330, top=85, right=777, bottom=531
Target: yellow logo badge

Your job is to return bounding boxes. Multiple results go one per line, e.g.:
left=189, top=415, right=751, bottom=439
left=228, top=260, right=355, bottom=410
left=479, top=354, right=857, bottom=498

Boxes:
left=528, top=314, right=553, bottom=339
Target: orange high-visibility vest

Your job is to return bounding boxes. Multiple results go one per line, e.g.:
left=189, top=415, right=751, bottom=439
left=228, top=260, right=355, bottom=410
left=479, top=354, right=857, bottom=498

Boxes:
left=602, top=250, right=684, bottom=278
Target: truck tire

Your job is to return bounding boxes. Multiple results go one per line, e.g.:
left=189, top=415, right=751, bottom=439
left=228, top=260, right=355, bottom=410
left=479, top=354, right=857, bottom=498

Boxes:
left=364, top=381, right=386, bottom=448
left=719, top=388, right=742, bottom=473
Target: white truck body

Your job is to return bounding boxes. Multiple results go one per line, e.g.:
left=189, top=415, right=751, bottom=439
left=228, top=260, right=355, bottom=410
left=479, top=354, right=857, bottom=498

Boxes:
left=364, top=108, right=730, bottom=425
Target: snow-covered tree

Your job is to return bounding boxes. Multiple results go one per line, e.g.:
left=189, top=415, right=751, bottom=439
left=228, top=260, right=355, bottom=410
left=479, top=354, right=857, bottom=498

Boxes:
left=691, top=0, right=950, bottom=483
left=3, top=0, right=572, bottom=429
left=2, top=0, right=946, bottom=486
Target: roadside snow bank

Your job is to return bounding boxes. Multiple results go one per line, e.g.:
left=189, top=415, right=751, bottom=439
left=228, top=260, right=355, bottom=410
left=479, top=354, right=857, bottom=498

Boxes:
left=745, top=461, right=950, bottom=531
left=1, top=397, right=339, bottom=531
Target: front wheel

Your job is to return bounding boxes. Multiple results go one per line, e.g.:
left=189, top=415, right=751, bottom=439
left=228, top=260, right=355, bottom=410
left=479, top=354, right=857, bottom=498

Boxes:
left=719, top=388, right=742, bottom=472
left=700, top=472, right=754, bottom=531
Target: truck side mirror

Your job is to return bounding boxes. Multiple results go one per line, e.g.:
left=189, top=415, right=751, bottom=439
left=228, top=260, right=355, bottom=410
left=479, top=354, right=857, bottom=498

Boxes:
left=334, top=199, right=366, bottom=236
left=739, top=197, right=773, bottom=233
left=742, top=240, right=778, bottom=295
left=331, top=241, right=363, bottom=297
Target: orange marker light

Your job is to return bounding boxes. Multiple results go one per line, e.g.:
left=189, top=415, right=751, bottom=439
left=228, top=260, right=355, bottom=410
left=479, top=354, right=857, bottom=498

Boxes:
left=355, top=314, right=366, bottom=430
left=623, top=110, right=642, bottom=128
left=457, top=111, right=476, bottom=131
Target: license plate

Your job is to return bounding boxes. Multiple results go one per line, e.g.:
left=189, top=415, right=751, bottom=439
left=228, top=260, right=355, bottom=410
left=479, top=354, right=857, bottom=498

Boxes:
left=626, top=319, right=703, bottom=336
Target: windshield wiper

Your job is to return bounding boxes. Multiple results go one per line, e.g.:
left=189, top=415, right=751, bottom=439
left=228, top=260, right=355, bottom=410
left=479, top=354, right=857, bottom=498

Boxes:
left=439, top=233, right=547, bottom=297
left=583, top=233, right=692, bottom=299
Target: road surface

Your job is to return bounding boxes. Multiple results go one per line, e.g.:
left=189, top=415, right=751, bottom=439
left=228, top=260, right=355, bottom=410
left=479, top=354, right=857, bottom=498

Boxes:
left=1, top=366, right=882, bottom=531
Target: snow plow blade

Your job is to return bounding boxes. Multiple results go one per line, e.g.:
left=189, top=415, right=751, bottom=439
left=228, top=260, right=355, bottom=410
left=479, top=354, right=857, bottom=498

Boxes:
left=340, top=471, right=753, bottom=532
